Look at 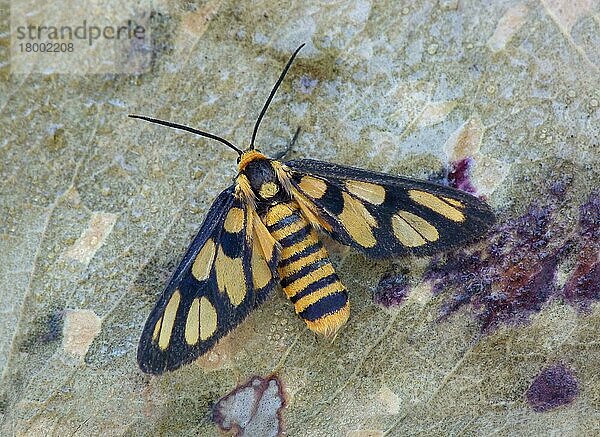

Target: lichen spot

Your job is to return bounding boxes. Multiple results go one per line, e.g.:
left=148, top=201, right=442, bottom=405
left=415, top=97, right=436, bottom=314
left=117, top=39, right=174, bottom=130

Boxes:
left=224, top=207, right=245, bottom=233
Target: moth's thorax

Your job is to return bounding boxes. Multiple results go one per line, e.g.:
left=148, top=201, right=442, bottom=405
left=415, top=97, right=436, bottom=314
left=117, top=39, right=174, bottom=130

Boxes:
left=237, top=150, right=289, bottom=204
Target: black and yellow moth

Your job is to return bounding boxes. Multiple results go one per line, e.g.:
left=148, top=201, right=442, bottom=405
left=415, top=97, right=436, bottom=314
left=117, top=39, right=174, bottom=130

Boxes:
left=131, top=44, right=495, bottom=374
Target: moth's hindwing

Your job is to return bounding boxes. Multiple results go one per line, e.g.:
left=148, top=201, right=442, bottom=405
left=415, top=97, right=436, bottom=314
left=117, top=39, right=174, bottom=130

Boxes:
left=137, top=186, right=279, bottom=374
left=285, top=159, right=495, bottom=258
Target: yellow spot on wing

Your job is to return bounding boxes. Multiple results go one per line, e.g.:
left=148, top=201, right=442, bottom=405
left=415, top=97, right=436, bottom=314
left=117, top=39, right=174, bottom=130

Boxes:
left=215, top=247, right=247, bottom=306
left=152, top=317, right=162, bottom=341
left=251, top=238, right=272, bottom=289
left=345, top=180, right=385, bottom=204
left=185, top=298, right=200, bottom=345
left=409, top=190, right=465, bottom=222
left=442, top=196, right=464, bottom=208
left=224, top=207, right=245, bottom=233
left=158, top=289, right=181, bottom=350
left=298, top=175, right=328, bottom=199
left=259, top=181, right=279, bottom=198
left=338, top=192, right=377, bottom=247
left=391, top=214, right=427, bottom=247
left=192, top=238, right=216, bottom=281
left=396, top=210, right=439, bottom=242
left=200, top=297, right=217, bottom=340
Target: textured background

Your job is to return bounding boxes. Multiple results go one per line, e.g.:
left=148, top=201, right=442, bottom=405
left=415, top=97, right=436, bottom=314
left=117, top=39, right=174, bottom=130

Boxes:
left=1, top=0, right=599, bottom=435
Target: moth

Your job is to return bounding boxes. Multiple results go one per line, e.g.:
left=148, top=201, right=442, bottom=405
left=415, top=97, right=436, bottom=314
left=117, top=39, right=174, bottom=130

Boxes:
left=131, top=44, right=495, bottom=374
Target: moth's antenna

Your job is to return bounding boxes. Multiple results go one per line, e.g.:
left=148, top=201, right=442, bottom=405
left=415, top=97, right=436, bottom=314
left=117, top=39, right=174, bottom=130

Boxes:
left=128, top=114, right=243, bottom=155
left=250, top=43, right=305, bottom=150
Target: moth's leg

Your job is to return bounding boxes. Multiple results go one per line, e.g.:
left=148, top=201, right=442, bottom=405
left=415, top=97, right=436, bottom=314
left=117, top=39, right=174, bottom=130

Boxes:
left=273, top=126, right=301, bottom=160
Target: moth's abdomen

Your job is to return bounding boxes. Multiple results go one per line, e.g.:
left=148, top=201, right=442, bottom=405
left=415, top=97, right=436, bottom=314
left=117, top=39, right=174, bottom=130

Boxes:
left=265, top=202, right=349, bottom=337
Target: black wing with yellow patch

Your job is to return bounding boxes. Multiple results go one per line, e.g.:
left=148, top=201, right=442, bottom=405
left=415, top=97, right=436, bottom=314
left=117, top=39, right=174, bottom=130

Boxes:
left=285, top=159, right=495, bottom=258
left=138, top=186, right=279, bottom=374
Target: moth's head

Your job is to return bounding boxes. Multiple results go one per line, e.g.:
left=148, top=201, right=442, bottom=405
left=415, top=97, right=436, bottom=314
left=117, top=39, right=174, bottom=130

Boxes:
left=237, top=149, right=268, bottom=170
left=236, top=150, right=285, bottom=203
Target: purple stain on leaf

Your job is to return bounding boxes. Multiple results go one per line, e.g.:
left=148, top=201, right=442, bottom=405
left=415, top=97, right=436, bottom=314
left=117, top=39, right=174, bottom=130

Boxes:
left=374, top=273, right=410, bottom=308
left=448, top=157, right=477, bottom=194
left=213, top=375, right=285, bottom=437
left=562, top=193, right=600, bottom=311
left=526, top=364, right=579, bottom=412
left=425, top=186, right=599, bottom=333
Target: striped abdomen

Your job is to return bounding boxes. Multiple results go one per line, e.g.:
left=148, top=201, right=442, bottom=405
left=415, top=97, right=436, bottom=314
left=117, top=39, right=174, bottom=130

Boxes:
left=265, top=201, right=349, bottom=336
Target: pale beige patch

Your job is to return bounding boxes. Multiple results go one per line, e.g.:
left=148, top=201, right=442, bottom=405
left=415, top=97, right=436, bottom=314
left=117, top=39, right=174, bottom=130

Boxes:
left=298, top=175, right=328, bottom=199
left=200, top=296, right=218, bottom=340
left=215, top=247, right=246, bottom=306
left=159, top=290, right=181, bottom=350
left=473, top=156, right=512, bottom=197
left=338, top=192, right=377, bottom=247
left=444, top=116, right=484, bottom=161
left=191, top=238, right=216, bottom=281
left=62, top=309, right=102, bottom=359
left=396, top=210, right=439, bottom=242
left=409, top=190, right=465, bottom=222
left=197, top=336, right=233, bottom=371
left=176, top=0, right=221, bottom=60
left=416, top=101, right=457, bottom=128
left=378, top=386, right=401, bottom=414
left=487, top=4, right=529, bottom=52
left=391, top=214, right=427, bottom=247
left=223, top=207, right=244, bottom=233
left=345, top=180, right=385, bottom=204
left=185, top=298, right=200, bottom=345
left=64, top=212, right=117, bottom=265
